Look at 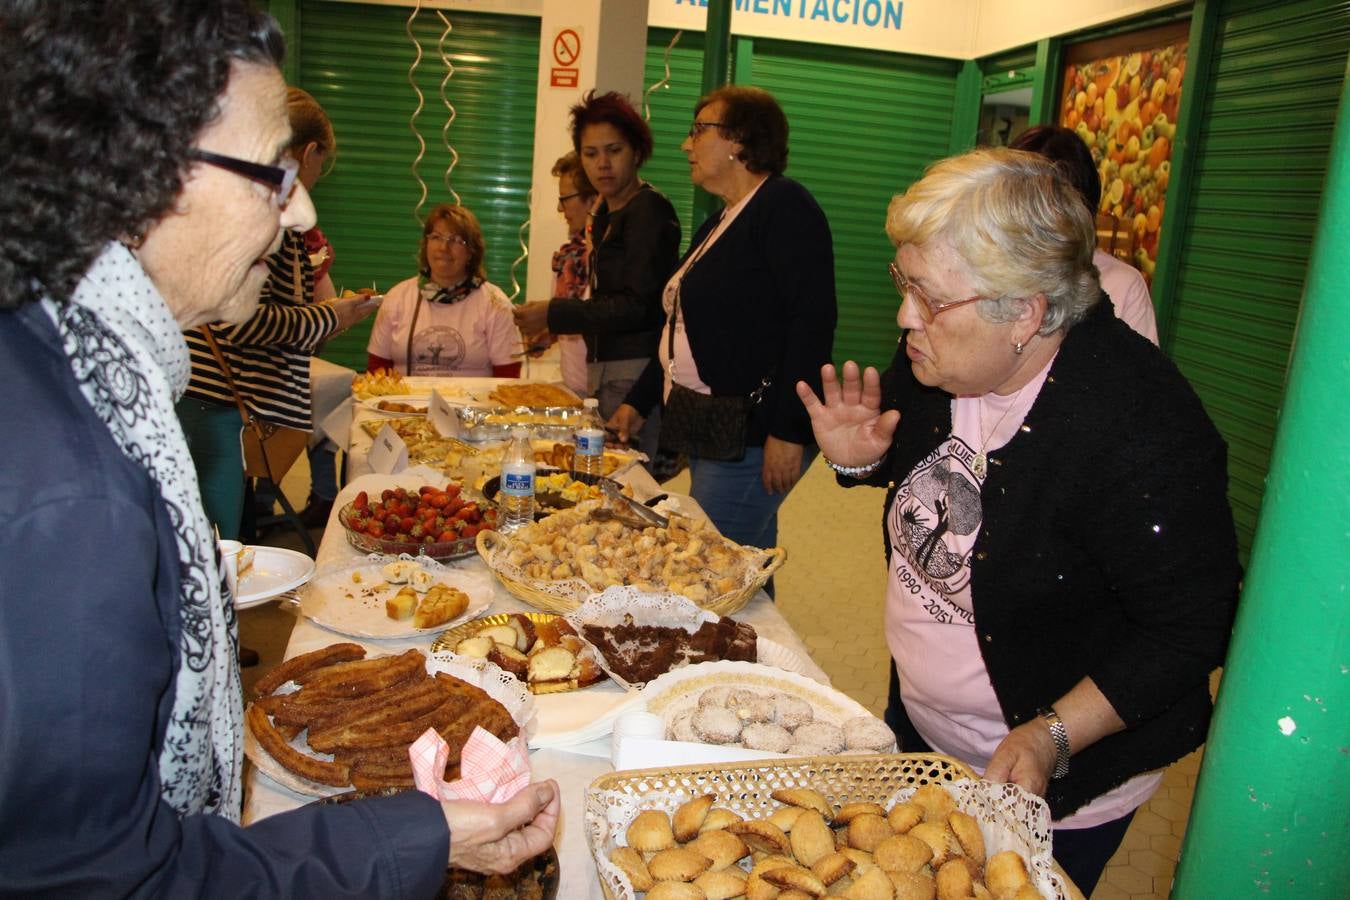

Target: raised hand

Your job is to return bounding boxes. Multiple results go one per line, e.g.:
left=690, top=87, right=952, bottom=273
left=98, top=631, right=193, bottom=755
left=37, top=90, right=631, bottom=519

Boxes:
left=794, top=361, right=900, bottom=468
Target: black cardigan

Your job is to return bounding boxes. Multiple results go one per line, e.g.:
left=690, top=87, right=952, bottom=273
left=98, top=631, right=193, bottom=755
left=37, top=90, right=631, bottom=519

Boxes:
left=855, top=299, right=1241, bottom=818
left=626, top=175, right=837, bottom=446
left=547, top=183, right=680, bottom=363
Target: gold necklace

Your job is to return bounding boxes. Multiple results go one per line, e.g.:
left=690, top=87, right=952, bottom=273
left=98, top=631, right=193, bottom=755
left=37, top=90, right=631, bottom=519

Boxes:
left=971, top=383, right=1029, bottom=479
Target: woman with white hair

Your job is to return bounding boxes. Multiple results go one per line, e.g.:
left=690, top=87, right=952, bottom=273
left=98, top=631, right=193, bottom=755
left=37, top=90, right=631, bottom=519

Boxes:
left=797, top=148, right=1240, bottom=893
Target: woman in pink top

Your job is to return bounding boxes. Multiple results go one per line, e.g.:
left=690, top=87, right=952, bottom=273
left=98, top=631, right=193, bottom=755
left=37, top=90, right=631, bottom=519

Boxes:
left=796, top=148, right=1239, bottom=894
left=367, top=204, right=522, bottom=377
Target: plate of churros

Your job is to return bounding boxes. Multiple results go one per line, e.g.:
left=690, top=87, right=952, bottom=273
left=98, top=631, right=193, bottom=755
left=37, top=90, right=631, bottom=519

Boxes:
left=244, top=643, right=534, bottom=796
left=297, top=557, right=494, bottom=640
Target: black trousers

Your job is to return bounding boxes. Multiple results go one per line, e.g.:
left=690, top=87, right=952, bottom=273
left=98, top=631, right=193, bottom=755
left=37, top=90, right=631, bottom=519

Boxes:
left=886, top=661, right=1135, bottom=896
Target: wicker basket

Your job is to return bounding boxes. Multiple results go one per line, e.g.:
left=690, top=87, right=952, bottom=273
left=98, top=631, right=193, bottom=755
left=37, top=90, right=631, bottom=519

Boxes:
left=584, top=753, right=1080, bottom=900
left=475, top=529, right=786, bottom=616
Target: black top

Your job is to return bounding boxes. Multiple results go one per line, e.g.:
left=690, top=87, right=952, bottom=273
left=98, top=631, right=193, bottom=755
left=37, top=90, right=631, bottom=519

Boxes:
left=547, top=183, right=680, bottom=363
left=854, top=298, right=1241, bottom=818
left=625, top=175, right=837, bottom=447
left=0, top=303, right=449, bottom=897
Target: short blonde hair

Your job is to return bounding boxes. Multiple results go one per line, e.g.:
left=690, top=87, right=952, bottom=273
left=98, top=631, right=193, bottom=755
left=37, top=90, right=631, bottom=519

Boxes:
left=418, top=204, right=487, bottom=282
left=886, top=148, right=1099, bottom=334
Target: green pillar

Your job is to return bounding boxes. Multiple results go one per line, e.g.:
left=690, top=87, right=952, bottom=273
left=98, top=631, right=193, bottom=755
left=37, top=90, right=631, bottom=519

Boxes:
left=1027, top=37, right=1061, bottom=127
left=1171, top=58, right=1350, bottom=898
left=693, top=0, right=732, bottom=229
left=948, top=60, right=983, bottom=155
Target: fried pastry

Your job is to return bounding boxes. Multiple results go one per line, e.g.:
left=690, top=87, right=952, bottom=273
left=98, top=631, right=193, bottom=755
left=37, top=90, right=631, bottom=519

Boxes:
left=609, top=846, right=654, bottom=891
left=627, top=810, right=677, bottom=853
left=649, top=847, right=713, bottom=882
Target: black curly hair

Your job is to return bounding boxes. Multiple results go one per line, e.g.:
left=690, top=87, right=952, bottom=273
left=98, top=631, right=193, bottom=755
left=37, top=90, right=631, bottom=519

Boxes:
left=0, top=0, right=284, bottom=310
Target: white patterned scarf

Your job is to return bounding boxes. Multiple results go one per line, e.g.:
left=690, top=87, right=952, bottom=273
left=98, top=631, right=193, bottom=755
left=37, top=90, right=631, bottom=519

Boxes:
left=42, top=242, right=243, bottom=820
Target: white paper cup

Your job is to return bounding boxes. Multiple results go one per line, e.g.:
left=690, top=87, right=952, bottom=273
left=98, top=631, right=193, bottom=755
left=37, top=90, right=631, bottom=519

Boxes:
left=218, top=539, right=243, bottom=599
left=611, top=711, right=665, bottom=766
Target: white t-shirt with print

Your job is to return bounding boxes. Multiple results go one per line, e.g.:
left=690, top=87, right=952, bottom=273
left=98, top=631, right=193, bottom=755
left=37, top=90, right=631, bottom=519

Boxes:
left=367, top=276, right=521, bottom=376
left=884, top=356, right=1161, bottom=828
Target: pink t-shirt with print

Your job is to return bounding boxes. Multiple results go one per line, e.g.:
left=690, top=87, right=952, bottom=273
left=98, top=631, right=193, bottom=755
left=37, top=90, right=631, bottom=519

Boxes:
left=884, top=356, right=1162, bottom=828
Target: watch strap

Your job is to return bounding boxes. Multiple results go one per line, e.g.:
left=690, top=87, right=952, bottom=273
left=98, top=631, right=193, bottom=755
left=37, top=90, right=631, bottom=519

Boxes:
left=1038, top=707, right=1071, bottom=780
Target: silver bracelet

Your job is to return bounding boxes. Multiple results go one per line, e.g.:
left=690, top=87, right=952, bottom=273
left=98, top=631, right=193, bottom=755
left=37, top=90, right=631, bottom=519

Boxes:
left=824, top=456, right=884, bottom=477
left=1038, top=707, right=1072, bottom=779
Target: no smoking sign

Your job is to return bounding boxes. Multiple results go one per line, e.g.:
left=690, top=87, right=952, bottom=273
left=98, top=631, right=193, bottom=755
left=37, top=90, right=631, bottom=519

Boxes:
left=551, top=27, right=580, bottom=88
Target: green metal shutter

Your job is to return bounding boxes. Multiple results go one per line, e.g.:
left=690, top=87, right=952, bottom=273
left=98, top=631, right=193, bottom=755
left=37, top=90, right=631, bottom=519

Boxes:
left=1166, top=0, right=1350, bottom=558
left=642, top=28, right=709, bottom=251
left=742, top=42, right=962, bottom=370
left=295, top=3, right=539, bottom=369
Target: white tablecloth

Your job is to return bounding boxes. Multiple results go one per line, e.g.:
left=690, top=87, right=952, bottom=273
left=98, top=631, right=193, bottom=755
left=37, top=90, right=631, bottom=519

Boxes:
left=241, top=471, right=826, bottom=899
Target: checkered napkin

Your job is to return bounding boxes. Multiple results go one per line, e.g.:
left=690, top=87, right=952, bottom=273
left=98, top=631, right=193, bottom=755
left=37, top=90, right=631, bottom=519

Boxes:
left=409, top=726, right=531, bottom=803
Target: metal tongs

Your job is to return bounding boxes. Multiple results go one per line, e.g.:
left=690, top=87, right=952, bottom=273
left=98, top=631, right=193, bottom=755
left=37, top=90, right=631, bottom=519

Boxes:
left=599, top=479, right=669, bottom=528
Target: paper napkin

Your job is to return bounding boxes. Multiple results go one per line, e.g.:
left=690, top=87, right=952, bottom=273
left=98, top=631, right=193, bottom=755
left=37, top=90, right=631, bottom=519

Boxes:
left=409, top=726, right=531, bottom=803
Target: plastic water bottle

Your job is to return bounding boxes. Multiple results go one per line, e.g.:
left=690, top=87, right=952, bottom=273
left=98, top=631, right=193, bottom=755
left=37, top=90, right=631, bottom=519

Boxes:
left=498, top=427, right=536, bottom=533
left=572, top=397, right=606, bottom=484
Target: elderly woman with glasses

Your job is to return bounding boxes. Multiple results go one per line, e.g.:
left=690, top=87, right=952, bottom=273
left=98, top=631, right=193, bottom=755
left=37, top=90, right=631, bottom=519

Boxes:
left=796, top=148, right=1239, bottom=894
left=367, top=203, right=523, bottom=376
left=0, top=2, right=557, bottom=894
left=178, top=86, right=378, bottom=540
left=609, top=86, right=836, bottom=565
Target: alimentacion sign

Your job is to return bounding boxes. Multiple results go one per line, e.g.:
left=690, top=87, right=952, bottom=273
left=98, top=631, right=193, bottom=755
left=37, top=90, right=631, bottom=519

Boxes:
left=672, top=0, right=903, bottom=30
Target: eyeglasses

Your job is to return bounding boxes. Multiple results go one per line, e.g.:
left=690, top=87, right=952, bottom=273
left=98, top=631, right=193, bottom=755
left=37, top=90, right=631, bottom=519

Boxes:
left=427, top=232, right=469, bottom=247
left=687, top=120, right=726, bottom=140
left=190, top=149, right=299, bottom=207
left=888, top=261, right=988, bottom=321
left=558, top=192, right=582, bottom=203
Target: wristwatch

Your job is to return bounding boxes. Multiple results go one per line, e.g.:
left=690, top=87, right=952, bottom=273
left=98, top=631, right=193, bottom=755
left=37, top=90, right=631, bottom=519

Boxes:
left=1038, top=707, right=1071, bottom=780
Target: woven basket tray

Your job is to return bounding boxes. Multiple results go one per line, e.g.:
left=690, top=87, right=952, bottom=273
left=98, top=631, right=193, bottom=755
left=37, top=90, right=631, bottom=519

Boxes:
left=475, top=529, right=785, bottom=616
left=584, top=753, right=1079, bottom=900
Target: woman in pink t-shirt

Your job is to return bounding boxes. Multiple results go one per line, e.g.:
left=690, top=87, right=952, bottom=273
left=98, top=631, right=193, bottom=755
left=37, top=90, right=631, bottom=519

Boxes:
left=367, top=204, right=522, bottom=377
left=796, top=148, right=1239, bottom=895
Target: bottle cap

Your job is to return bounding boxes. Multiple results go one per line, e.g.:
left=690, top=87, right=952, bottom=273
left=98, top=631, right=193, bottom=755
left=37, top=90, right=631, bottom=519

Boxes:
left=583, top=397, right=599, bottom=410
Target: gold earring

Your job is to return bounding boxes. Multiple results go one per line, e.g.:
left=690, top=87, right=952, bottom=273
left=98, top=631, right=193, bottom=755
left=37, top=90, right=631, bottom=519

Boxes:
left=1014, top=341, right=1025, bottom=355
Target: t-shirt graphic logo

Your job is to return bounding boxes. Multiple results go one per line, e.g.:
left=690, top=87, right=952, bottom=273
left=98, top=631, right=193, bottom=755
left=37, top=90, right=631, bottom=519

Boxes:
left=892, top=445, right=983, bottom=594
left=413, top=325, right=466, bottom=374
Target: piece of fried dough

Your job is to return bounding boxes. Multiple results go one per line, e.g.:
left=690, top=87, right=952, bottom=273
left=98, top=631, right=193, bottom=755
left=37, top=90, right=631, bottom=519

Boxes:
left=985, top=850, right=1031, bottom=897
left=847, top=814, right=893, bottom=853
left=674, top=794, right=716, bottom=843
left=935, top=858, right=974, bottom=900
left=887, top=801, right=925, bottom=834
left=833, top=802, right=886, bottom=825
left=768, top=805, right=806, bottom=833
left=646, top=882, right=708, bottom=900
left=810, top=851, right=856, bottom=886
left=688, top=828, right=748, bottom=871
left=698, top=808, right=743, bottom=834
left=762, top=864, right=827, bottom=897
left=910, top=784, right=957, bottom=823
left=948, top=809, right=986, bottom=864
left=649, top=847, right=714, bottom=883
left=789, top=810, right=836, bottom=867
left=908, top=821, right=958, bottom=868
left=771, top=788, right=833, bottom=822
left=842, top=866, right=894, bottom=900
left=695, top=867, right=749, bottom=900
left=727, top=819, right=791, bottom=856
left=888, top=869, right=938, bottom=900
left=872, top=833, right=933, bottom=874
left=628, top=809, right=677, bottom=853
left=610, top=845, right=654, bottom=891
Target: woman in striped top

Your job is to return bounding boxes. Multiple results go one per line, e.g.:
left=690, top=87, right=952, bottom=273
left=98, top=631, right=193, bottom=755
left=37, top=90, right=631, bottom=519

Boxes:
left=178, top=88, right=377, bottom=539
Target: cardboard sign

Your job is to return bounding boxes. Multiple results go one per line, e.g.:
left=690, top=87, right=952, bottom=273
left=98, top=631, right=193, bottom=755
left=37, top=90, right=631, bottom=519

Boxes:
left=429, top=389, right=461, bottom=438
left=370, top=423, right=409, bottom=474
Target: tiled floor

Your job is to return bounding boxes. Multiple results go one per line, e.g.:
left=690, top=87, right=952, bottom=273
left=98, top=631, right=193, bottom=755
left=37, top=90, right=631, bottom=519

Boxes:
left=247, top=453, right=1198, bottom=899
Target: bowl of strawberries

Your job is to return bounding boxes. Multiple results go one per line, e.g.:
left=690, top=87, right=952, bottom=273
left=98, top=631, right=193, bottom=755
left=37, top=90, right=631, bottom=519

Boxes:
left=338, top=483, right=497, bottom=561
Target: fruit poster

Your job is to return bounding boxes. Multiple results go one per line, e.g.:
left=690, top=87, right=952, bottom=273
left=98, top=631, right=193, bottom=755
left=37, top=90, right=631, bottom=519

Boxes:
left=1059, top=31, right=1188, bottom=284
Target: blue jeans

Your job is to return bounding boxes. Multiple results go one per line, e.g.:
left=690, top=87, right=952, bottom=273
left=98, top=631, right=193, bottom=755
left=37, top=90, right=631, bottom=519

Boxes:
left=688, top=446, right=815, bottom=595
left=176, top=398, right=245, bottom=540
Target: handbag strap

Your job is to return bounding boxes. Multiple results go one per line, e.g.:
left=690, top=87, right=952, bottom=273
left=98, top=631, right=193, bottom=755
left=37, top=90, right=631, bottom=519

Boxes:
left=198, top=325, right=259, bottom=427
left=667, top=253, right=773, bottom=405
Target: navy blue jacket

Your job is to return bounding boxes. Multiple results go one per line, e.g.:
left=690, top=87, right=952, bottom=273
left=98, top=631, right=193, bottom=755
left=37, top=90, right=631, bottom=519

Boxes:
left=0, top=302, right=448, bottom=898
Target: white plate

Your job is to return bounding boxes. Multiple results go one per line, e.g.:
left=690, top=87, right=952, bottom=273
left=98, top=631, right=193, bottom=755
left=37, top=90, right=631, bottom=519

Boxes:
left=234, top=547, right=316, bottom=610
left=756, top=638, right=824, bottom=682
left=356, top=394, right=431, bottom=416
left=297, top=559, right=493, bottom=639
